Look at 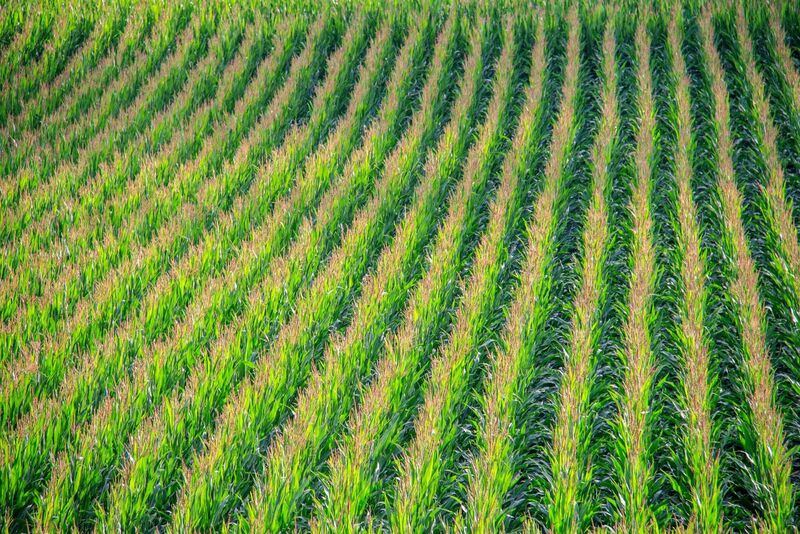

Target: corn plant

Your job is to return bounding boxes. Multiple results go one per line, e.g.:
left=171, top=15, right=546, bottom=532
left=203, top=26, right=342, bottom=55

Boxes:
left=310, top=18, right=521, bottom=532
left=2, top=3, right=800, bottom=531
left=698, top=7, right=794, bottom=531
left=387, top=16, right=550, bottom=534
left=248, top=17, right=502, bottom=532
left=0, top=12, right=338, bottom=430
left=0, top=11, right=252, bottom=350
left=105, top=12, right=458, bottom=532
left=545, top=12, right=619, bottom=532
left=461, top=6, right=582, bottom=531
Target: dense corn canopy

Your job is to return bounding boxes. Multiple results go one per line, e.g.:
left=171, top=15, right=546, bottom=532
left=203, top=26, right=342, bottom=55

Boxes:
left=1, top=0, right=800, bottom=531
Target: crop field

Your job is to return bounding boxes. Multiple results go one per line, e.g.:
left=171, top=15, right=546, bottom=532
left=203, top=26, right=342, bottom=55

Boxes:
left=1, top=0, right=800, bottom=531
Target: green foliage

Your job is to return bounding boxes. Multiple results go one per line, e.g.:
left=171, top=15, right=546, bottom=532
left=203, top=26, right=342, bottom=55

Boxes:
left=2, top=2, right=800, bottom=532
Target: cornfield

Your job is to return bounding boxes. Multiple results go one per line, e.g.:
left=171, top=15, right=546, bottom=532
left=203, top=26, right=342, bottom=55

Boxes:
left=1, top=0, right=800, bottom=531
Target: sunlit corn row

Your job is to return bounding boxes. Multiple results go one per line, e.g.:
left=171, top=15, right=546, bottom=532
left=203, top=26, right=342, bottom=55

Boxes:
left=2, top=0, right=800, bottom=532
